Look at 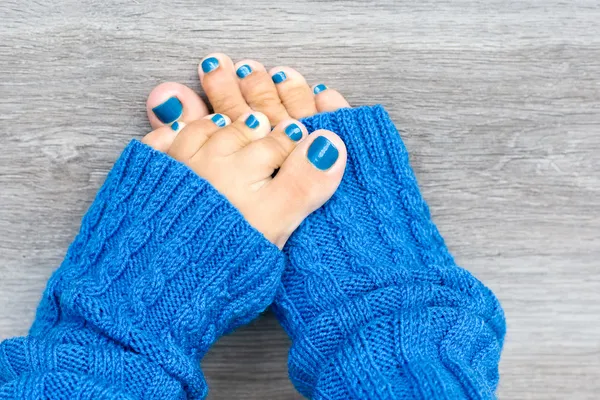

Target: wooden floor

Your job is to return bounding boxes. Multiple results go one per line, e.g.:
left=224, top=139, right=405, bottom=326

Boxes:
left=1, top=1, right=599, bottom=398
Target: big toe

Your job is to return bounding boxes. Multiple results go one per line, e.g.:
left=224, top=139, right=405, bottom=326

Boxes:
left=259, top=130, right=347, bottom=247
left=147, top=82, right=209, bottom=130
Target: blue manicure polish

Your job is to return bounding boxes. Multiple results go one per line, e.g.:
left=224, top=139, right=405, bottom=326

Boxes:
left=236, top=64, right=253, bottom=79
left=171, top=121, right=180, bottom=131
left=285, top=123, right=303, bottom=142
left=201, top=57, right=220, bottom=73
left=245, top=114, right=260, bottom=129
left=272, top=71, right=287, bottom=84
left=307, top=136, right=339, bottom=171
left=211, top=114, right=227, bottom=128
left=313, top=84, right=328, bottom=94
left=152, top=97, right=183, bottom=124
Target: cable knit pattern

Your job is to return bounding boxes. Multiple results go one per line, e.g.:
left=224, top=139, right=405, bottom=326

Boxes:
left=0, top=140, right=284, bottom=399
left=274, top=106, right=506, bottom=399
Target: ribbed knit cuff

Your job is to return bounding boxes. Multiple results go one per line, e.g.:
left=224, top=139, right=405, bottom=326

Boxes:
left=27, top=140, right=284, bottom=398
left=273, top=106, right=506, bottom=399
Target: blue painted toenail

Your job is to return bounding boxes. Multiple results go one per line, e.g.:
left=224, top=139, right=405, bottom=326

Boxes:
left=245, top=114, right=260, bottom=129
left=313, top=84, right=328, bottom=94
left=285, top=123, right=303, bottom=142
left=272, top=71, right=287, bottom=84
left=171, top=121, right=180, bottom=131
left=201, top=57, right=220, bottom=73
left=236, top=64, right=253, bottom=79
left=307, top=136, right=339, bottom=171
left=211, top=114, right=227, bottom=128
left=152, top=97, right=183, bottom=124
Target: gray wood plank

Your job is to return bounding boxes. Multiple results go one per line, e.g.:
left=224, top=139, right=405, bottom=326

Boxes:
left=1, top=0, right=599, bottom=398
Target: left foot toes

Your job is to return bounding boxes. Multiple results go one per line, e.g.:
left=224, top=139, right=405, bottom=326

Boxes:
left=258, top=129, right=347, bottom=246
left=238, top=119, right=308, bottom=179
left=141, top=107, right=346, bottom=249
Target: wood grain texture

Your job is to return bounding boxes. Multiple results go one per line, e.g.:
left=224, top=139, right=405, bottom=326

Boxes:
left=1, top=0, right=599, bottom=398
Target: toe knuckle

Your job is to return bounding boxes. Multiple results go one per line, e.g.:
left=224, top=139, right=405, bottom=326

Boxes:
left=255, top=137, right=288, bottom=168
left=283, top=85, right=308, bottom=101
left=229, top=124, right=251, bottom=147
left=266, top=136, right=290, bottom=161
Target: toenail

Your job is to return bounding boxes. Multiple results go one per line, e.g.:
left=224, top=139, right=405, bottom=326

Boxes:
left=313, top=84, right=328, bottom=94
left=211, top=114, right=228, bottom=128
left=285, top=123, right=303, bottom=142
left=307, top=136, right=339, bottom=171
left=236, top=64, right=253, bottom=79
left=170, top=121, right=185, bottom=132
left=201, top=57, right=220, bottom=73
left=272, top=71, right=287, bottom=84
left=152, top=97, right=183, bottom=124
left=245, top=114, right=260, bottom=129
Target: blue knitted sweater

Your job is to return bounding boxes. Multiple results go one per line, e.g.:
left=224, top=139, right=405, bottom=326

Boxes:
left=0, top=106, right=505, bottom=399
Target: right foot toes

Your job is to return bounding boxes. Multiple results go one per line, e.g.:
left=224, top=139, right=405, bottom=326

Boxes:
left=145, top=82, right=210, bottom=151
left=312, top=84, right=351, bottom=113
left=199, top=53, right=251, bottom=120
left=269, top=66, right=318, bottom=119
left=234, top=59, right=290, bottom=125
left=147, top=82, right=209, bottom=130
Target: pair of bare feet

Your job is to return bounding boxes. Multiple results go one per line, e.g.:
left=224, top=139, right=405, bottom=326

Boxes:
left=141, top=53, right=352, bottom=248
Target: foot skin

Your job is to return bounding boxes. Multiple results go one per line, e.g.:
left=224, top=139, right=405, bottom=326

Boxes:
left=142, top=112, right=346, bottom=248
left=143, top=54, right=352, bottom=248
left=146, top=53, right=351, bottom=131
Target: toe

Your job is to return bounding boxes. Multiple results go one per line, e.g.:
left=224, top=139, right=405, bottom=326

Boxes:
left=260, top=130, right=347, bottom=247
left=312, top=84, right=351, bottom=113
left=167, top=115, right=230, bottom=161
left=234, top=59, right=290, bottom=125
left=200, top=111, right=271, bottom=157
left=141, top=126, right=180, bottom=153
left=147, top=82, right=209, bottom=130
left=238, top=119, right=308, bottom=177
left=199, top=53, right=250, bottom=121
left=269, top=66, right=318, bottom=119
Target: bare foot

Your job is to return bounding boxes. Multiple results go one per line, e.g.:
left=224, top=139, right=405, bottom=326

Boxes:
left=145, top=53, right=350, bottom=132
left=142, top=54, right=353, bottom=248
left=143, top=110, right=346, bottom=248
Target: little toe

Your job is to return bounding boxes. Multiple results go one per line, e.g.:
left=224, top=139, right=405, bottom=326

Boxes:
left=269, top=66, right=318, bottom=119
left=259, top=130, right=347, bottom=247
left=147, top=82, right=209, bottom=131
left=200, top=111, right=271, bottom=157
left=199, top=53, right=250, bottom=120
left=235, top=59, right=290, bottom=125
left=141, top=126, right=180, bottom=153
left=167, top=115, right=229, bottom=161
left=312, top=84, right=351, bottom=112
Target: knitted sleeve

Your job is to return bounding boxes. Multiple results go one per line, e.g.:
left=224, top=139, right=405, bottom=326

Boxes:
left=0, top=140, right=284, bottom=399
left=274, top=106, right=506, bottom=400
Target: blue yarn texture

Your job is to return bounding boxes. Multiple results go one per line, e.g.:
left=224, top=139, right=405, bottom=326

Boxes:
left=0, top=140, right=284, bottom=399
left=0, top=106, right=505, bottom=399
left=275, top=105, right=506, bottom=399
